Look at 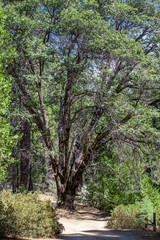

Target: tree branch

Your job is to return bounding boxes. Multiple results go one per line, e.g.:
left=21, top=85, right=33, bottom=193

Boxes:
left=71, top=105, right=95, bottom=122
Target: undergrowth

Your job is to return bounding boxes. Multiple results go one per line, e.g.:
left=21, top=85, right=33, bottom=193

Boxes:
left=0, top=190, right=63, bottom=238
left=107, top=198, right=154, bottom=229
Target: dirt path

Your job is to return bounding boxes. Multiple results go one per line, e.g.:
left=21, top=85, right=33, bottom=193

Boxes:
left=58, top=204, right=148, bottom=240
left=39, top=194, right=159, bottom=240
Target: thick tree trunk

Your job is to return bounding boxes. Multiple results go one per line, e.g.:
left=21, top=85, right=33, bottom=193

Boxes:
left=57, top=185, right=77, bottom=210
left=20, top=119, right=32, bottom=191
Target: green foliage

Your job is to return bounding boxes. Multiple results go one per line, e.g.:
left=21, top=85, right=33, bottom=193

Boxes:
left=106, top=174, right=160, bottom=229
left=1, top=0, right=160, bottom=205
left=139, top=176, right=160, bottom=228
left=0, top=4, right=17, bottom=182
left=86, top=178, right=143, bottom=214
left=85, top=137, right=160, bottom=214
left=108, top=198, right=154, bottom=229
left=85, top=153, right=144, bottom=214
left=0, top=190, right=62, bottom=238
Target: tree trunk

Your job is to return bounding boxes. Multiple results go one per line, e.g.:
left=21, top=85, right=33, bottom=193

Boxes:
left=20, top=119, right=32, bottom=191
left=57, top=183, right=78, bottom=210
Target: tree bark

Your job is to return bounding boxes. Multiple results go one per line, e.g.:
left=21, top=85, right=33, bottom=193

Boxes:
left=57, top=194, right=75, bottom=210
left=57, top=183, right=77, bottom=210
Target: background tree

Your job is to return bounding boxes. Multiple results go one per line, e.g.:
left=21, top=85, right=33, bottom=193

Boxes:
left=7, top=115, right=50, bottom=192
left=2, top=0, right=160, bottom=208
left=85, top=142, right=160, bottom=213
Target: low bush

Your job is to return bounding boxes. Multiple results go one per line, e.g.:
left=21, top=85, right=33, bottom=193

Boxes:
left=0, top=190, right=63, bottom=238
left=108, top=198, right=154, bottom=229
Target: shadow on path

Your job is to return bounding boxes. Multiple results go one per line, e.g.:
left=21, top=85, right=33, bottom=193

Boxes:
left=61, top=229, right=147, bottom=240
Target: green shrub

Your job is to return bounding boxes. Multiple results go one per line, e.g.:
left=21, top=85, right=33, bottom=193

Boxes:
left=85, top=180, right=143, bottom=214
left=140, top=175, right=160, bottom=229
left=0, top=190, right=63, bottom=238
left=108, top=198, right=153, bottom=229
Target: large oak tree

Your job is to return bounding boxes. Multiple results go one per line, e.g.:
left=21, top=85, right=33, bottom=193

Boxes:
left=2, top=0, right=160, bottom=208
